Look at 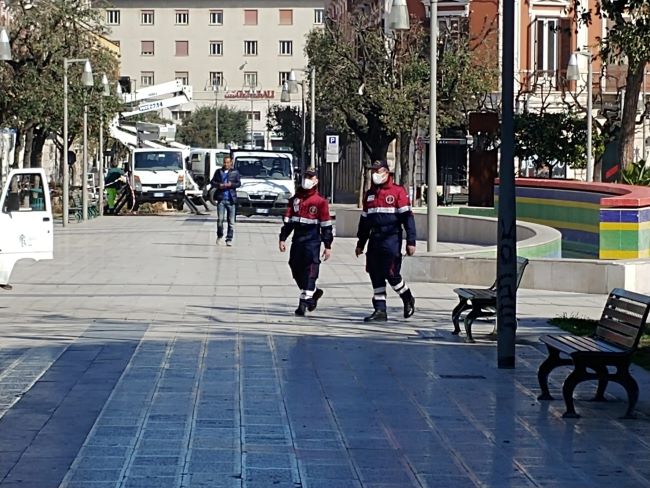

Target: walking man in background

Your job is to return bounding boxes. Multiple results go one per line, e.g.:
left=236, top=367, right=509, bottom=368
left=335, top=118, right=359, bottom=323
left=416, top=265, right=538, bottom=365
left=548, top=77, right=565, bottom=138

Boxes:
left=210, top=157, right=241, bottom=246
left=355, top=160, right=416, bottom=322
left=279, top=170, right=333, bottom=316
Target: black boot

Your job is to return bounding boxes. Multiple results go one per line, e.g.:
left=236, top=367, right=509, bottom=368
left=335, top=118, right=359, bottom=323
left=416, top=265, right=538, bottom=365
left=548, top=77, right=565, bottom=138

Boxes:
left=295, top=301, right=307, bottom=316
left=307, top=289, right=324, bottom=312
left=401, top=290, right=415, bottom=318
left=364, top=309, right=387, bottom=322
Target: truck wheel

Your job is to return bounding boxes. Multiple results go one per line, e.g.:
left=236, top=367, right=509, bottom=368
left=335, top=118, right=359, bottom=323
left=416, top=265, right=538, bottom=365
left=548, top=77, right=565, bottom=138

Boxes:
left=175, top=200, right=184, bottom=211
left=208, top=188, right=218, bottom=207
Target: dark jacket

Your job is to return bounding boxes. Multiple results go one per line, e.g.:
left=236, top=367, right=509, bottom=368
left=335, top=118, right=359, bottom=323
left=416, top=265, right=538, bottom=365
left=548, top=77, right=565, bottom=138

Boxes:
left=210, top=168, right=241, bottom=202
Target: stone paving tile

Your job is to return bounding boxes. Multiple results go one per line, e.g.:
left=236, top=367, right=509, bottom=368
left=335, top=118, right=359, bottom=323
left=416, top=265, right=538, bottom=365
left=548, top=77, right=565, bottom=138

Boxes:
left=3, top=217, right=650, bottom=488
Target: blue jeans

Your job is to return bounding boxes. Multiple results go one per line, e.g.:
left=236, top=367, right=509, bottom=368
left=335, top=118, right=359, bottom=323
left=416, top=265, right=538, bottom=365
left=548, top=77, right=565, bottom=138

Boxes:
left=217, top=200, right=236, bottom=241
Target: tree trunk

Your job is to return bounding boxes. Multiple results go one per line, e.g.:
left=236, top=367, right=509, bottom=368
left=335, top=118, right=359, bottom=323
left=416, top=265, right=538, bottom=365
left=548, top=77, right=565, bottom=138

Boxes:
left=619, top=61, right=645, bottom=169
left=398, top=131, right=410, bottom=187
left=22, top=126, right=34, bottom=169
left=30, top=127, right=47, bottom=168
left=12, top=128, right=22, bottom=170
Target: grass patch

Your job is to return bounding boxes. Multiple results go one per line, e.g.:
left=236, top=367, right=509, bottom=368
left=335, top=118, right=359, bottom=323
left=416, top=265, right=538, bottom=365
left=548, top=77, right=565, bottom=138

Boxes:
left=549, top=314, right=650, bottom=371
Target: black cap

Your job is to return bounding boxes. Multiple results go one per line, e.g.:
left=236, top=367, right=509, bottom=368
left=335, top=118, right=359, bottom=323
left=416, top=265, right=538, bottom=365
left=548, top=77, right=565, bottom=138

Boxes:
left=304, top=169, right=318, bottom=178
left=371, top=160, right=389, bottom=170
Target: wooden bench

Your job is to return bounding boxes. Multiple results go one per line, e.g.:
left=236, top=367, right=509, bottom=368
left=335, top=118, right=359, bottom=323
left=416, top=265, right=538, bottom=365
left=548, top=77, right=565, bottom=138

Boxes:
left=451, top=257, right=529, bottom=342
left=537, top=288, right=650, bottom=419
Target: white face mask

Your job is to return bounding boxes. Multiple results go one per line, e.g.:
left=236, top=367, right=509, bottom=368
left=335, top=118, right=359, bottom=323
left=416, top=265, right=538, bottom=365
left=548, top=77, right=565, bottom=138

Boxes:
left=372, top=172, right=388, bottom=185
left=302, top=178, right=317, bottom=190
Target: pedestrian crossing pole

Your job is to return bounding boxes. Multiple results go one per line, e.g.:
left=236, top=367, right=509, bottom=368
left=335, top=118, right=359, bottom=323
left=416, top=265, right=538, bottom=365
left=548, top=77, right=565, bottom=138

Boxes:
left=497, top=0, right=518, bottom=369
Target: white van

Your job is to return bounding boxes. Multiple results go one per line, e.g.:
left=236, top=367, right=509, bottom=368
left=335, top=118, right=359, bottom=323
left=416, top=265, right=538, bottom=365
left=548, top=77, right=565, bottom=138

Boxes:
left=188, top=148, right=230, bottom=192
left=131, top=148, right=186, bottom=210
left=230, top=150, right=296, bottom=217
left=0, top=169, right=53, bottom=288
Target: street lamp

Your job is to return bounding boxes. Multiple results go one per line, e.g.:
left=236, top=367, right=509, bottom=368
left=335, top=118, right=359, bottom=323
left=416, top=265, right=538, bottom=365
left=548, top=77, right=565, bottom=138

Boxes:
left=211, top=80, right=226, bottom=148
left=567, top=51, right=594, bottom=182
left=0, top=26, right=11, bottom=61
left=287, top=68, right=316, bottom=173
left=388, top=0, right=410, bottom=31
left=420, top=0, right=438, bottom=252
left=63, top=57, right=93, bottom=227
left=98, top=73, right=110, bottom=216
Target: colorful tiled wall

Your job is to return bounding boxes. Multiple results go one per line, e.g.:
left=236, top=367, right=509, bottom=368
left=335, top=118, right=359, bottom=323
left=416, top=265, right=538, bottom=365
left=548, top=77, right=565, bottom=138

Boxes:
left=496, top=180, right=650, bottom=260
left=599, top=207, right=650, bottom=259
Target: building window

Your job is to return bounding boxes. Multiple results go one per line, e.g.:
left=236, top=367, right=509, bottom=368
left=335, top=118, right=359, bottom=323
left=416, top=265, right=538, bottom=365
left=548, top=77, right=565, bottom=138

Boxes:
left=140, top=40, right=154, bottom=56
left=141, top=71, right=154, bottom=87
left=141, top=10, right=154, bottom=25
left=244, top=40, right=258, bottom=56
left=535, top=18, right=558, bottom=75
left=175, top=71, right=189, bottom=85
left=244, top=9, right=258, bottom=25
left=279, top=9, right=293, bottom=25
left=247, top=111, right=262, bottom=121
left=210, top=10, right=223, bottom=25
left=279, top=71, right=291, bottom=86
left=209, top=41, right=223, bottom=56
left=175, top=10, right=189, bottom=25
left=106, top=9, right=120, bottom=25
left=209, top=71, right=224, bottom=88
left=244, top=71, right=258, bottom=88
left=314, top=8, right=324, bottom=24
left=175, top=40, right=189, bottom=56
left=279, top=40, right=293, bottom=56
left=172, top=110, right=192, bottom=121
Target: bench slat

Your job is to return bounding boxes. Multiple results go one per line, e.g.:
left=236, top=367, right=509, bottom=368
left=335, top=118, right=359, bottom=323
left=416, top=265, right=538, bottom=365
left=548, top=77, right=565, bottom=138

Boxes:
left=607, top=296, right=648, bottom=316
left=611, top=288, right=650, bottom=306
left=596, top=327, right=637, bottom=349
left=602, top=308, right=645, bottom=328
left=541, top=334, right=627, bottom=354
left=598, top=317, right=643, bottom=341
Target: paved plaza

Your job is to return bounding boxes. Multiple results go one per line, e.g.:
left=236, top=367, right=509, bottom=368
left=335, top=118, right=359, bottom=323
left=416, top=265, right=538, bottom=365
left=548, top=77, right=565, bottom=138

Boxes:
left=1, top=213, right=650, bottom=488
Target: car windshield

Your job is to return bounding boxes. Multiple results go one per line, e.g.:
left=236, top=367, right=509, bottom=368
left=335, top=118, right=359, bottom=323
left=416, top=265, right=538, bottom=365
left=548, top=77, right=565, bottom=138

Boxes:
left=235, top=156, right=292, bottom=180
left=134, top=152, right=183, bottom=171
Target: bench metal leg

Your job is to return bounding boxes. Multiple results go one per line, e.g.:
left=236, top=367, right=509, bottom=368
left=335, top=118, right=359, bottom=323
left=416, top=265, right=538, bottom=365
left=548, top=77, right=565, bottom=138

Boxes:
left=464, top=308, right=482, bottom=343
left=537, top=346, right=573, bottom=401
left=561, top=365, right=589, bottom=418
left=613, top=364, right=639, bottom=419
left=451, top=298, right=469, bottom=335
left=592, top=365, right=609, bottom=402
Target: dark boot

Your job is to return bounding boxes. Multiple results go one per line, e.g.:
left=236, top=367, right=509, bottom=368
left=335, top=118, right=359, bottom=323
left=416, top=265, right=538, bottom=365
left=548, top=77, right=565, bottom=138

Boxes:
left=401, top=290, right=415, bottom=318
left=307, top=289, right=324, bottom=312
left=294, top=301, right=307, bottom=316
left=364, top=309, right=387, bottom=322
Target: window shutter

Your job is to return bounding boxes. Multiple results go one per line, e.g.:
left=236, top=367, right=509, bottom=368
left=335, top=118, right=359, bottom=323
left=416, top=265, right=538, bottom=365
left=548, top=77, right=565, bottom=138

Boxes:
left=559, top=18, right=572, bottom=83
left=244, top=10, right=258, bottom=25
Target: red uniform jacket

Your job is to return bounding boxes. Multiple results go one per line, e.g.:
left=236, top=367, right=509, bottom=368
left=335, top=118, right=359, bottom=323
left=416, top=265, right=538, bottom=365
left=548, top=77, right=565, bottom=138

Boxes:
left=279, top=188, right=333, bottom=249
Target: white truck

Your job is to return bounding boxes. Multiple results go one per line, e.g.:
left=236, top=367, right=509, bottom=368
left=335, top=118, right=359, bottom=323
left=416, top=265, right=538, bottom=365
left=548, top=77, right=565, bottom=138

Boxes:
left=230, top=150, right=296, bottom=217
left=0, top=168, right=53, bottom=289
left=188, top=148, right=230, bottom=192
left=130, top=147, right=187, bottom=210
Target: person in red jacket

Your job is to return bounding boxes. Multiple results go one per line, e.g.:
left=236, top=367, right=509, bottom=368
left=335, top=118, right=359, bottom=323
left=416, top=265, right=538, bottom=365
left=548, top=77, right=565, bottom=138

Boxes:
left=279, top=169, right=333, bottom=316
left=355, top=160, right=416, bottom=322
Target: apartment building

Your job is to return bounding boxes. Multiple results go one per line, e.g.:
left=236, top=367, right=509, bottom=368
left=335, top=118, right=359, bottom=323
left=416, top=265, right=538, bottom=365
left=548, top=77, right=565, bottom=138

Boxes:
left=98, top=1, right=325, bottom=149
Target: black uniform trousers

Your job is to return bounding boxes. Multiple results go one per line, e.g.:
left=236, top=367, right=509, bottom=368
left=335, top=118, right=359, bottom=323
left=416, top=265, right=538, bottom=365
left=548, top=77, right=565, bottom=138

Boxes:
left=366, top=235, right=409, bottom=311
left=289, top=239, right=321, bottom=303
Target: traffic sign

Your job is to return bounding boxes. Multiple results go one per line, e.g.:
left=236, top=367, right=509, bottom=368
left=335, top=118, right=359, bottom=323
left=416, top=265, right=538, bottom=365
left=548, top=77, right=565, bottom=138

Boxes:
left=326, top=135, right=339, bottom=163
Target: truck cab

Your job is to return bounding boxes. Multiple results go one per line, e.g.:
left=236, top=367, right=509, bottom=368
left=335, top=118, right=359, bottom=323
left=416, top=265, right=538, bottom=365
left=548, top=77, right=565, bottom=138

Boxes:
left=231, top=150, right=295, bottom=217
left=130, top=148, right=186, bottom=210
left=0, top=169, right=53, bottom=288
left=188, top=148, right=230, bottom=192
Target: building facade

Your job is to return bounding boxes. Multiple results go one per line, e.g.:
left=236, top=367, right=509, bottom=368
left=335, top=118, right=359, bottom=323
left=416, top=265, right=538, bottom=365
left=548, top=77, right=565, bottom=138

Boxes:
left=96, top=0, right=325, bottom=149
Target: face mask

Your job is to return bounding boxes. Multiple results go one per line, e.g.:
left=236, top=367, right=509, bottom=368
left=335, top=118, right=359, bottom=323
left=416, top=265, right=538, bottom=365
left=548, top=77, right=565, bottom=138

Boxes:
left=372, top=172, right=388, bottom=185
left=302, top=178, right=317, bottom=190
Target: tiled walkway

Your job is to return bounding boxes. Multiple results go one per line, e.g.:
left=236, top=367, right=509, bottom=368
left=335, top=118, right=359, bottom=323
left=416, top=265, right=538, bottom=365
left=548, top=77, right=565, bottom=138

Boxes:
left=0, top=215, right=649, bottom=488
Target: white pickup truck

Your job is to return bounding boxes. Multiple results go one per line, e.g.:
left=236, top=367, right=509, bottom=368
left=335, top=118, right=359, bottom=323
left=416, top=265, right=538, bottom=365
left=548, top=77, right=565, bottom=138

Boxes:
left=0, top=168, right=53, bottom=289
left=231, top=150, right=296, bottom=217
